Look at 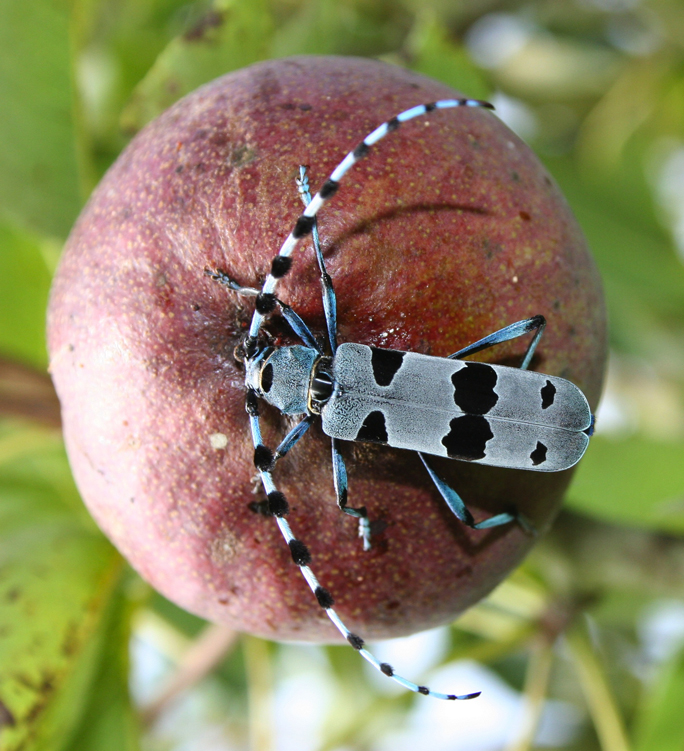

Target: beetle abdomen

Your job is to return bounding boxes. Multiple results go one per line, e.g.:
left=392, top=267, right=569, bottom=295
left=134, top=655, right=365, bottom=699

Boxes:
left=320, top=343, right=591, bottom=471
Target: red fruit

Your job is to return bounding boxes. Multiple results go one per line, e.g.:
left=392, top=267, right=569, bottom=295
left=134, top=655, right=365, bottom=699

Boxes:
left=47, top=57, right=606, bottom=642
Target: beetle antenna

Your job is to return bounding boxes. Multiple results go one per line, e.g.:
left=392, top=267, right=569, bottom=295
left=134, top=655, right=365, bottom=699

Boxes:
left=241, top=100, right=494, bottom=700
left=246, top=99, right=494, bottom=341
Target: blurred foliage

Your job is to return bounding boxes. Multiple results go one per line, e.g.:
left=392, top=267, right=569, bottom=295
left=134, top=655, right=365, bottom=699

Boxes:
left=1, top=0, right=684, bottom=748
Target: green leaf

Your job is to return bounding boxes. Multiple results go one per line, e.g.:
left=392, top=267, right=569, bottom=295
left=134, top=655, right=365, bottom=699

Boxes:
left=0, top=0, right=83, bottom=238
left=544, top=156, right=684, bottom=339
left=149, top=590, right=208, bottom=638
left=270, top=0, right=350, bottom=57
left=270, top=0, right=403, bottom=60
left=633, top=645, right=684, bottom=751
left=0, top=219, right=58, bottom=369
left=406, top=13, right=490, bottom=100
left=566, top=622, right=631, bottom=751
left=120, top=0, right=274, bottom=132
left=567, top=435, right=684, bottom=533
left=0, top=437, right=126, bottom=751
left=62, top=582, right=140, bottom=751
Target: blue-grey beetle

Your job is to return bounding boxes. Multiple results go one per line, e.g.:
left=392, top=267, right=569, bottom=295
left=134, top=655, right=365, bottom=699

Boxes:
left=207, top=99, right=594, bottom=701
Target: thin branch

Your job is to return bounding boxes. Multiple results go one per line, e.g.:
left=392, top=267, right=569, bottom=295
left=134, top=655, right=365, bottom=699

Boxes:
left=0, top=356, right=61, bottom=428
left=566, top=621, right=631, bottom=751
left=140, top=623, right=238, bottom=726
left=505, top=638, right=555, bottom=751
left=243, top=635, right=274, bottom=751
left=539, top=509, right=684, bottom=597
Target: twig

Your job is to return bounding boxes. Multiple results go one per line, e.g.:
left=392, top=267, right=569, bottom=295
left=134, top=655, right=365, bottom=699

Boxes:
left=243, top=635, right=274, bottom=751
left=566, top=620, right=631, bottom=751
left=140, top=623, right=238, bottom=726
left=505, top=637, right=554, bottom=751
left=0, top=356, right=61, bottom=428
left=539, top=509, right=684, bottom=597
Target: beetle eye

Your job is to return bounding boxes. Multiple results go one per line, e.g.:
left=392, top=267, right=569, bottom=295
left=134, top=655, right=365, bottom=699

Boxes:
left=261, top=362, right=274, bottom=393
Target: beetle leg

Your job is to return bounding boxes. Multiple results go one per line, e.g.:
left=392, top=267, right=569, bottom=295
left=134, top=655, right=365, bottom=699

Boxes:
left=419, top=452, right=536, bottom=535
left=448, top=315, right=546, bottom=370
left=297, top=165, right=338, bottom=355
left=332, top=438, right=371, bottom=550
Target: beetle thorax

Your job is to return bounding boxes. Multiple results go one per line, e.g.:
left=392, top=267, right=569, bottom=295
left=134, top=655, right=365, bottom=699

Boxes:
left=245, top=345, right=319, bottom=415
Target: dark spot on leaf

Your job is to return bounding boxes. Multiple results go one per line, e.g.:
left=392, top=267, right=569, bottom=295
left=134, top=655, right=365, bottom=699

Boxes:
left=184, top=10, right=224, bottom=41
left=0, top=699, right=16, bottom=728
left=62, top=622, right=79, bottom=657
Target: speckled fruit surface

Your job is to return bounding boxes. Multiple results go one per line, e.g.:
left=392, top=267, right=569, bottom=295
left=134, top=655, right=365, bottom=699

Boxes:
left=47, top=56, right=606, bottom=642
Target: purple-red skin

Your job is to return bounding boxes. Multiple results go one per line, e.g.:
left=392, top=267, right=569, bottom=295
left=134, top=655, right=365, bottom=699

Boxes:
left=47, top=57, right=606, bottom=642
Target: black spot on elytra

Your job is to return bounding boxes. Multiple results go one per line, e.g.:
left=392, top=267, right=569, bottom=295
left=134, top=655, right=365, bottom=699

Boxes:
left=441, top=415, right=493, bottom=460
left=370, top=347, right=405, bottom=386
left=356, top=411, right=388, bottom=444
left=451, top=362, right=498, bottom=414
left=541, top=380, right=556, bottom=409
left=530, top=441, right=548, bottom=465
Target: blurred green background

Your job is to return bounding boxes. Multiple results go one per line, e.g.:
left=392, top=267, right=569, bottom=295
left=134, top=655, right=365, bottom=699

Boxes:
left=2, top=0, right=684, bottom=749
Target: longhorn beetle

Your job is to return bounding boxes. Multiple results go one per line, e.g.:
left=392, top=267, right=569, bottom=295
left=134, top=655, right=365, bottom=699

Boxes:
left=207, top=99, right=595, bottom=701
